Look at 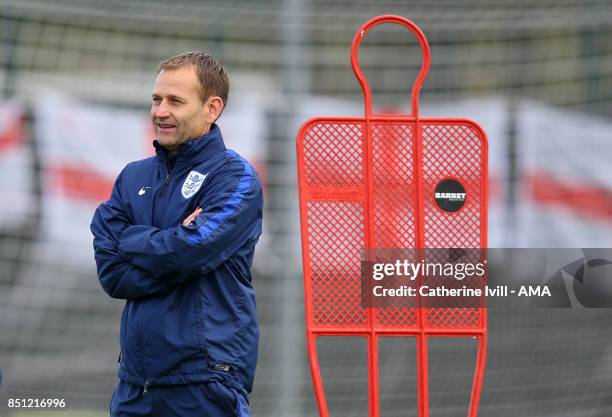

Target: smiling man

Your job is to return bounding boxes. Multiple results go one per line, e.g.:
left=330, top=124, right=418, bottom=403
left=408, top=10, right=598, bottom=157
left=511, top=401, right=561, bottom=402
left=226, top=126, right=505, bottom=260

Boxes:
left=152, top=59, right=225, bottom=153
left=90, top=52, right=263, bottom=417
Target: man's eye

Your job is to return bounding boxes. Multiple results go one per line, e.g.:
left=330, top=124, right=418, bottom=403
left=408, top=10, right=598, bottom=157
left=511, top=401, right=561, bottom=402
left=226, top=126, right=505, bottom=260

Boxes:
left=172, top=99, right=182, bottom=104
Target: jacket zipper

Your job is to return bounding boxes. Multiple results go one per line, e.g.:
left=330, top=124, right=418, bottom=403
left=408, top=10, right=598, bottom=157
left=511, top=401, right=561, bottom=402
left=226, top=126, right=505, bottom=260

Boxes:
left=140, top=161, right=172, bottom=390
left=159, top=173, right=170, bottom=196
left=135, top=302, right=146, bottom=385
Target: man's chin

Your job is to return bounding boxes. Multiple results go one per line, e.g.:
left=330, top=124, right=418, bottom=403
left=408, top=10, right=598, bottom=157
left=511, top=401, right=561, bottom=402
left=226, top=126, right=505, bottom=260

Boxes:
left=156, top=137, right=180, bottom=152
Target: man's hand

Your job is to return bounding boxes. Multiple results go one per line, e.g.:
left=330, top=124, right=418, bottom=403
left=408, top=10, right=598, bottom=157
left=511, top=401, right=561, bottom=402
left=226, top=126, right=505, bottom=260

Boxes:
left=182, top=208, right=203, bottom=226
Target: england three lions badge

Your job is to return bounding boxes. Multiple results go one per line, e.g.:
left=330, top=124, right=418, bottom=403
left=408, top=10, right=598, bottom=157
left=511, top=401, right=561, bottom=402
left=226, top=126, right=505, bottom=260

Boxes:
left=181, top=171, right=208, bottom=199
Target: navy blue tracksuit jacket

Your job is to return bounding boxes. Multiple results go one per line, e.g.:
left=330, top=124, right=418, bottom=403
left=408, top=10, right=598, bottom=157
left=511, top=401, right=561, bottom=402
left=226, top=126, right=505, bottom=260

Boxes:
left=90, top=124, right=263, bottom=401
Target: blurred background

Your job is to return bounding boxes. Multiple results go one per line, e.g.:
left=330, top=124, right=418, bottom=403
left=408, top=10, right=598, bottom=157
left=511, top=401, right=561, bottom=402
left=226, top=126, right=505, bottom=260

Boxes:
left=1, top=0, right=612, bottom=416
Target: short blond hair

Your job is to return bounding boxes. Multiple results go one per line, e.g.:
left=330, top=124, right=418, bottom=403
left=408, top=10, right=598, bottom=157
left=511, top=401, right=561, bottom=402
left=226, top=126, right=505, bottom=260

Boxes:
left=158, top=51, right=229, bottom=107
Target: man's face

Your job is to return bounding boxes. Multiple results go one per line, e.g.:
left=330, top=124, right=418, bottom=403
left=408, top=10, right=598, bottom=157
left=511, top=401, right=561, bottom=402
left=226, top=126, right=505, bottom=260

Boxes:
left=151, top=65, right=210, bottom=153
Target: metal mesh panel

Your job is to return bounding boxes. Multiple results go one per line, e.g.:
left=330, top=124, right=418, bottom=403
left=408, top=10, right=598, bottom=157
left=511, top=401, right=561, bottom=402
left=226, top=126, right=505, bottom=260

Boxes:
left=307, top=201, right=367, bottom=328
left=421, top=122, right=485, bottom=329
left=421, top=123, right=484, bottom=248
left=371, top=122, right=416, bottom=248
left=300, top=119, right=486, bottom=331
left=371, top=122, right=418, bottom=329
left=301, top=121, right=368, bottom=328
left=302, top=122, right=364, bottom=188
left=421, top=248, right=484, bottom=329
left=427, top=307, right=482, bottom=328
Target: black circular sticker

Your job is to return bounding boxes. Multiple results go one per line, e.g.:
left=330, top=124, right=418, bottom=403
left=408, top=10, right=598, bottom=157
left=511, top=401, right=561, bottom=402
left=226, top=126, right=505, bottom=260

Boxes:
left=434, top=179, right=467, bottom=213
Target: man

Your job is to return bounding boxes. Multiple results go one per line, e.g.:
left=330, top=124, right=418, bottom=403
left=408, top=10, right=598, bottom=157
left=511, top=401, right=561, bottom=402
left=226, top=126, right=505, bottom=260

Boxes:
left=90, top=52, right=263, bottom=417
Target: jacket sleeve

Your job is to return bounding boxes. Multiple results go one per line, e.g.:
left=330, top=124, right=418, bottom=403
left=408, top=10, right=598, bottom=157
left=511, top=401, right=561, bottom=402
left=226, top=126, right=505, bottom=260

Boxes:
left=117, top=158, right=263, bottom=279
left=91, top=167, right=179, bottom=299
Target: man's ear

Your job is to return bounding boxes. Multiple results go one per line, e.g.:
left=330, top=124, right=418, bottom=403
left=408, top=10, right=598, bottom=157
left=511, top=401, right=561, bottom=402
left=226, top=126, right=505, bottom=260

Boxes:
left=204, top=96, right=224, bottom=124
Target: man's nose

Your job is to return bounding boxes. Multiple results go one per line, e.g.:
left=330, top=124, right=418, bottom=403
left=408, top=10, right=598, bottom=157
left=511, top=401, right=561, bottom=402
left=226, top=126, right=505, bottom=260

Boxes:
left=154, top=101, right=171, bottom=118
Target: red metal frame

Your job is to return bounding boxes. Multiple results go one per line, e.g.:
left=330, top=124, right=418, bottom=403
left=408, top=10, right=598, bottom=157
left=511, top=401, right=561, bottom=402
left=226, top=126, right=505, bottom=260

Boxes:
left=297, top=15, right=488, bottom=417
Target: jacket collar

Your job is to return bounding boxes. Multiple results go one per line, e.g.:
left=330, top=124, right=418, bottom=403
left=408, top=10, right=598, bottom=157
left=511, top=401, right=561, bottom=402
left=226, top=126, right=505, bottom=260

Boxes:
left=153, top=123, right=226, bottom=166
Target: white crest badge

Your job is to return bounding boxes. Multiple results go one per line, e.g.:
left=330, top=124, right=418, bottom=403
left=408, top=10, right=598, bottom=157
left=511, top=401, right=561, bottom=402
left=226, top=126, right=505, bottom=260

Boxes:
left=181, top=170, right=208, bottom=199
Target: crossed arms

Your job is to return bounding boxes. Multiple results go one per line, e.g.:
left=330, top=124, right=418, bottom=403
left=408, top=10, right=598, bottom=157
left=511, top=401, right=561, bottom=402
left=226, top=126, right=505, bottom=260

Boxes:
left=90, top=160, right=262, bottom=300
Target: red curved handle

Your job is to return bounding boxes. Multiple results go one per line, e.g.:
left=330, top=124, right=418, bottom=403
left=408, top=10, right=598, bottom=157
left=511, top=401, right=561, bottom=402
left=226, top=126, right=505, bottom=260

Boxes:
left=351, top=15, right=431, bottom=118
